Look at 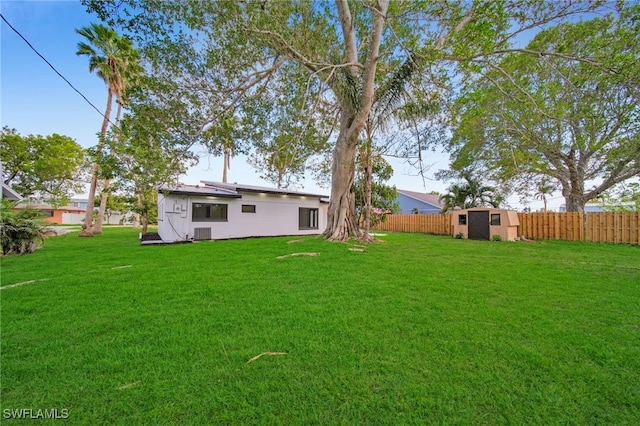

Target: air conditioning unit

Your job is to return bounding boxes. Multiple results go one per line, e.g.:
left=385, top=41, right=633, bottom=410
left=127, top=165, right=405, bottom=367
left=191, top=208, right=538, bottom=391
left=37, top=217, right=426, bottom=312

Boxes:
left=193, top=227, right=212, bottom=241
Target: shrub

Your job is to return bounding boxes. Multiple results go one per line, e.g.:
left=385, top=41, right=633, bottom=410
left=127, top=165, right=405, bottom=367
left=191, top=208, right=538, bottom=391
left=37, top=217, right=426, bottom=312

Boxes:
left=0, top=199, right=52, bottom=256
left=492, top=234, right=502, bottom=242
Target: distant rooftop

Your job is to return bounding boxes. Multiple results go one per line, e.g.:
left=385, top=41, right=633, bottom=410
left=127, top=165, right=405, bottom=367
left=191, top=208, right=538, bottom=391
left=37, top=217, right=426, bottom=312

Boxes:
left=396, top=189, right=444, bottom=209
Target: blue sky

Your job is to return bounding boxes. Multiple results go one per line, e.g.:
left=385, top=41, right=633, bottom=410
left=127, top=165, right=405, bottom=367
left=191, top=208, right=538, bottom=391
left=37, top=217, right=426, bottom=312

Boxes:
left=1, top=1, right=105, bottom=147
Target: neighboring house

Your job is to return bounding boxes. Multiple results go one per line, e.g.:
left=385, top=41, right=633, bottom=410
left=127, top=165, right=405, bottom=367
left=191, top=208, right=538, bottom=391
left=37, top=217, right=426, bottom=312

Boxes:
left=559, top=202, right=637, bottom=212
left=67, top=198, right=131, bottom=225
left=68, top=198, right=89, bottom=210
left=396, top=189, right=444, bottom=214
left=13, top=203, right=86, bottom=224
left=2, top=182, right=22, bottom=201
left=157, top=181, right=329, bottom=242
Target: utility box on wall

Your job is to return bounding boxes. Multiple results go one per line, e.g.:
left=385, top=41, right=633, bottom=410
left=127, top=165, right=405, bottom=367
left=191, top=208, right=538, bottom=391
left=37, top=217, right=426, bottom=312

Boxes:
left=451, top=208, right=520, bottom=241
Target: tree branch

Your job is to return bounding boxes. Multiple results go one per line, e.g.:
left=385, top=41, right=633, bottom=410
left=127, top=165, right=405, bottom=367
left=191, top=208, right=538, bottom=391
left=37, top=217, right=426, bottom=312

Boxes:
left=348, top=0, right=388, bottom=142
left=336, top=0, right=359, bottom=75
left=435, top=8, right=474, bottom=51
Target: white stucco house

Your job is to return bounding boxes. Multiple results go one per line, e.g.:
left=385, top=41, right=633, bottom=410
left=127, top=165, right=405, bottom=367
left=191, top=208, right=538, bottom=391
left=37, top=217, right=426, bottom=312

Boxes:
left=157, top=181, right=329, bottom=242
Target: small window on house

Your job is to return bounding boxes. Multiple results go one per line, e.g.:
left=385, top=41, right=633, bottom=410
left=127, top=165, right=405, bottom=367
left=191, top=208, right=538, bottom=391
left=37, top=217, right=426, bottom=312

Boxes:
left=192, top=203, right=227, bottom=222
left=458, top=214, right=467, bottom=225
left=491, top=213, right=501, bottom=226
left=299, top=207, right=319, bottom=230
left=241, top=204, right=256, bottom=213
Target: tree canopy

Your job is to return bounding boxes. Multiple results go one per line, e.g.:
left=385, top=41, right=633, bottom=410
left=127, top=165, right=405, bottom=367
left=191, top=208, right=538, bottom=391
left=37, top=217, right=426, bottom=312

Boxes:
left=0, top=127, right=86, bottom=206
left=448, top=6, right=640, bottom=212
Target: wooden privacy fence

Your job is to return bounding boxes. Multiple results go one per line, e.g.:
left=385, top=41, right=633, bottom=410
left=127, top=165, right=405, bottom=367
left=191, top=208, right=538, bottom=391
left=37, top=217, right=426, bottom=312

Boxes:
left=518, top=211, right=640, bottom=244
left=374, top=214, right=451, bottom=236
left=374, top=212, right=640, bottom=245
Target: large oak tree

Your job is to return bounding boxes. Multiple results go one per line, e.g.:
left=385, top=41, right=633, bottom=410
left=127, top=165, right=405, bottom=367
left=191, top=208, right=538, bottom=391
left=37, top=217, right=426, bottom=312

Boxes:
left=0, top=127, right=86, bottom=206
left=449, top=9, right=640, bottom=211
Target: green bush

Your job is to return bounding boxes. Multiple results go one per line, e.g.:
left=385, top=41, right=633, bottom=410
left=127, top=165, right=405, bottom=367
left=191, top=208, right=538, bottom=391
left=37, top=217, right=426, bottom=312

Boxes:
left=0, top=199, right=51, bottom=256
left=492, top=234, right=502, bottom=241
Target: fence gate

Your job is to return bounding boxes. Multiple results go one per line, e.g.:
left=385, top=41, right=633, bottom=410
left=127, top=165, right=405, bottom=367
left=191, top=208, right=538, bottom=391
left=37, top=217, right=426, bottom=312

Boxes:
left=468, top=211, right=490, bottom=240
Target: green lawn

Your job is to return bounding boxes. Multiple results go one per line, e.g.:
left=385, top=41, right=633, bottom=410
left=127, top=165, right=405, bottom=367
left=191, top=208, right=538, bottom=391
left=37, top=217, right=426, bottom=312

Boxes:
left=1, top=228, right=639, bottom=424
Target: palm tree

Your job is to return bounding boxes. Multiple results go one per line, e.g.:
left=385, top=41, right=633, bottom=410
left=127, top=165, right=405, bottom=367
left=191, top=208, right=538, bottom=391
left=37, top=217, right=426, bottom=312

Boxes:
left=534, top=179, right=556, bottom=213
left=438, top=183, right=469, bottom=213
left=93, top=46, right=142, bottom=234
left=76, top=23, right=139, bottom=237
left=439, top=172, right=502, bottom=213
left=0, top=199, right=53, bottom=255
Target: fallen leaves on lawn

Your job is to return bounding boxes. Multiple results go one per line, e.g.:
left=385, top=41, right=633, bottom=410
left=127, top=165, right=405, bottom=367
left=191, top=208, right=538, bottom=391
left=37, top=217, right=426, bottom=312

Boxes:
left=276, top=252, right=319, bottom=259
left=246, top=352, right=288, bottom=364
left=1, top=278, right=51, bottom=290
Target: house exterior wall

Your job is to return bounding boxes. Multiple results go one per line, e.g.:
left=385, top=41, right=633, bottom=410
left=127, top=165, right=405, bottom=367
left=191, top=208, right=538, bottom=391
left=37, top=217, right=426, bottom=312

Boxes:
left=37, top=210, right=61, bottom=224
left=451, top=208, right=520, bottom=241
left=61, top=212, right=86, bottom=225
left=12, top=205, right=85, bottom=224
left=52, top=208, right=86, bottom=224
left=158, top=191, right=327, bottom=242
left=396, top=193, right=441, bottom=214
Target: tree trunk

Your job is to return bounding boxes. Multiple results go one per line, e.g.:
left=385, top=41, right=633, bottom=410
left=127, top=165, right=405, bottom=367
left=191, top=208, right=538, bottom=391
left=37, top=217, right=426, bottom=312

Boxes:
left=132, top=213, right=141, bottom=229
left=79, top=89, right=113, bottom=237
left=322, top=0, right=387, bottom=241
left=561, top=158, right=586, bottom=212
left=323, top=128, right=362, bottom=241
left=222, top=148, right=230, bottom=183
left=277, top=168, right=283, bottom=189
left=141, top=214, right=148, bottom=234
left=93, top=180, right=110, bottom=234
left=362, top=123, right=374, bottom=239
left=562, top=178, right=586, bottom=212
left=564, top=191, right=586, bottom=212
left=132, top=192, right=141, bottom=229
left=94, top=102, right=122, bottom=234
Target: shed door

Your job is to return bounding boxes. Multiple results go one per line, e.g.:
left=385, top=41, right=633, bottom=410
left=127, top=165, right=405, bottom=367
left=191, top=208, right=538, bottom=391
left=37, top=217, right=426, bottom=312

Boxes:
left=468, top=211, right=490, bottom=240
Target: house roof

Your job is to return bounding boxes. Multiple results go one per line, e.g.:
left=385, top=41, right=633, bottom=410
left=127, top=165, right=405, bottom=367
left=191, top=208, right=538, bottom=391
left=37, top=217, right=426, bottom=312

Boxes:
left=159, top=183, right=242, bottom=198
left=2, top=183, right=22, bottom=201
left=397, top=189, right=444, bottom=209
left=201, top=181, right=329, bottom=199
left=13, top=203, right=85, bottom=212
left=57, top=205, right=86, bottom=213
left=160, top=181, right=330, bottom=202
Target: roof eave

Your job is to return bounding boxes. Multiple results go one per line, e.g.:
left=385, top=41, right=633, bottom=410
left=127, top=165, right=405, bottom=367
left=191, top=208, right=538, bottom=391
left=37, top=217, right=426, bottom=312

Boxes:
left=164, top=189, right=242, bottom=198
